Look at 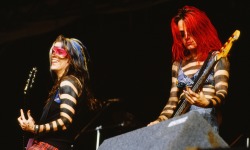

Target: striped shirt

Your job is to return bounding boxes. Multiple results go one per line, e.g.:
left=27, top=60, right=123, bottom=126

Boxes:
left=157, top=56, right=230, bottom=122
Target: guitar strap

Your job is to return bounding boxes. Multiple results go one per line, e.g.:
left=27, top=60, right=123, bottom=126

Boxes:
left=39, top=90, right=58, bottom=123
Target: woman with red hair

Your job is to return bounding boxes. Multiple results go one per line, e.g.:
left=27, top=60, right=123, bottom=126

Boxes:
left=148, top=5, right=230, bottom=133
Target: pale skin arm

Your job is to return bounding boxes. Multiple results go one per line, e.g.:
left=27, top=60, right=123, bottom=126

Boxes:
left=17, top=109, right=36, bottom=133
left=147, top=120, right=160, bottom=126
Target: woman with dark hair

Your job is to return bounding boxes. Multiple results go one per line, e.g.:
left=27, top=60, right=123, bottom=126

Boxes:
left=18, top=35, right=101, bottom=150
left=148, top=5, right=230, bottom=133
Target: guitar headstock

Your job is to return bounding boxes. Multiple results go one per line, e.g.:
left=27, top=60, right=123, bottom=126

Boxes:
left=216, top=30, right=240, bottom=60
left=24, top=67, right=38, bottom=95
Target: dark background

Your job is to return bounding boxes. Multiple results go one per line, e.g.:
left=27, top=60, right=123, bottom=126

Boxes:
left=1, top=0, right=249, bottom=149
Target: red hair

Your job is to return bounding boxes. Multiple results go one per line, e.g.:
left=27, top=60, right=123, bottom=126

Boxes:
left=171, top=5, right=222, bottom=61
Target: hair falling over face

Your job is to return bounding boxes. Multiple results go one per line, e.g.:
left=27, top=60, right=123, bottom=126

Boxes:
left=170, top=5, right=222, bottom=62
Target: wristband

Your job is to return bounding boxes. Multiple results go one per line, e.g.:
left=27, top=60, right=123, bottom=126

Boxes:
left=34, top=125, right=39, bottom=134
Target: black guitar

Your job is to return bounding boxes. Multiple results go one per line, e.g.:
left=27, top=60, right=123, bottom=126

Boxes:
left=22, top=67, right=38, bottom=150
left=172, top=30, right=240, bottom=118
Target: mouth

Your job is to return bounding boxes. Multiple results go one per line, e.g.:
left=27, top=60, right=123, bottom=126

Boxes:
left=51, top=58, right=59, bottom=65
left=186, top=40, right=193, bottom=45
left=51, top=56, right=59, bottom=62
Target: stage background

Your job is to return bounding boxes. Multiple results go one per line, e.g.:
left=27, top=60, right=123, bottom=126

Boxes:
left=0, top=0, right=249, bottom=149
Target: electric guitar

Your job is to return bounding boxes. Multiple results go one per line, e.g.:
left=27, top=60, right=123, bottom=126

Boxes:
left=172, top=30, right=240, bottom=118
left=22, top=67, right=37, bottom=150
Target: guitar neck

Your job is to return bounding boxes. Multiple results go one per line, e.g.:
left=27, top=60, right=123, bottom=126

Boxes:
left=172, top=99, right=190, bottom=117
left=191, top=57, right=217, bottom=92
left=172, top=55, right=217, bottom=117
left=22, top=67, right=37, bottom=110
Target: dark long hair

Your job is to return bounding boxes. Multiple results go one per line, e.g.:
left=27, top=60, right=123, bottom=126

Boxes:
left=47, top=35, right=100, bottom=110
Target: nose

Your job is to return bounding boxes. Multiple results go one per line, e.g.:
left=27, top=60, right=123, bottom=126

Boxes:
left=51, top=50, right=57, bottom=57
left=184, top=33, right=192, bottom=41
left=52, top=49, right=57, bottom=55
left=184, top=32, right=189, bottom=39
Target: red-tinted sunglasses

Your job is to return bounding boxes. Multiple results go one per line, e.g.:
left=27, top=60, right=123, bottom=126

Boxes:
left=52, top=46, right=68, bottom=58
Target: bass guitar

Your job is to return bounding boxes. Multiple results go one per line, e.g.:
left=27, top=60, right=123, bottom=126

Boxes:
left=172, top=30, right=240, bottom=117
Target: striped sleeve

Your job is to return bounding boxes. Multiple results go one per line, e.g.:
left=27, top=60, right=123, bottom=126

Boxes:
left=210, top=57, right=230, bottom=107
left=157, top=61, right=179, bottom=121
left=36, top=76, right=82, bottom=133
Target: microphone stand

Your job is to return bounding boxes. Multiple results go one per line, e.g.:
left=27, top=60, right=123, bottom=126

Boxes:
left=72, top=99, right=119, bottom=150
left=95, top=125, right=102, bottom=150
left=94, top=122, right=125, bottom=150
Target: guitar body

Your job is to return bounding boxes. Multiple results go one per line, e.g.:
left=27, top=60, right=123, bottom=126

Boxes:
left=172, top=30, right=240, bottom=118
